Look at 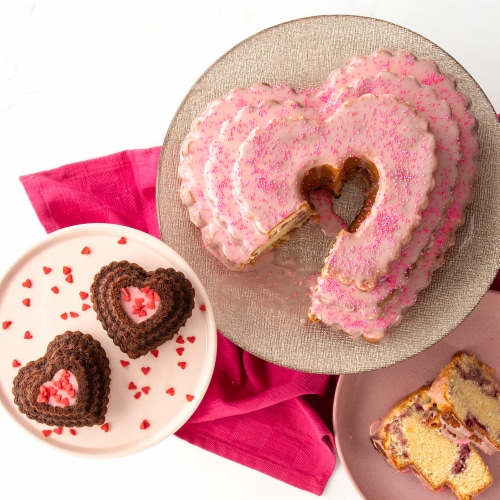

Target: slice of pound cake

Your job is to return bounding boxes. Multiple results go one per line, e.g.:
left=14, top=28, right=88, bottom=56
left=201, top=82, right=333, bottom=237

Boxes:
left=370, top=385, right=492, bottom=500
left=427, top=352, right=500, bottom=455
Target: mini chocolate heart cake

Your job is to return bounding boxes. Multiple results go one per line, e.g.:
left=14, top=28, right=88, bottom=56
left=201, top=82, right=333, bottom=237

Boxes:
left=12, top=331, right=111, bottom=427
left=90, top=261, right=195, bottom=359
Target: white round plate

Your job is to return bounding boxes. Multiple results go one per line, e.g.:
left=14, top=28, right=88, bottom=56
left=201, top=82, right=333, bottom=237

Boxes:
left=0, top=223, right=217, bottom=458
left=333, top=290, right=500, bottom=500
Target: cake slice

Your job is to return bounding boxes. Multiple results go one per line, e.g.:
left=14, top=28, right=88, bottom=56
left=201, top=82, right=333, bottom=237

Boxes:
left=426, top=352, right=500, bottom=455
left=370, top=385, right=492, bottom=500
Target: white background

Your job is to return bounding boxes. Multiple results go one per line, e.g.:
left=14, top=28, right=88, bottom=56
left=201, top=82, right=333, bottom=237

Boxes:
left=1, top=1, right=499, bottom=499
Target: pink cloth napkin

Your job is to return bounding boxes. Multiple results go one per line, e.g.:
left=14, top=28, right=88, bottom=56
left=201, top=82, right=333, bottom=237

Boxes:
left=20, top=147, right=336, bottom=496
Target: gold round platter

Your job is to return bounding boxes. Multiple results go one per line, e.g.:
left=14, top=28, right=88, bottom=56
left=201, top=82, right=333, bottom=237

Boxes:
left=157, top=15, right=500, bottom=374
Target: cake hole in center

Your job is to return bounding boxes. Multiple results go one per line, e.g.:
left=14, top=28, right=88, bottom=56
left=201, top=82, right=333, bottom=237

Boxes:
left=301, top=157, right=379, bottom=232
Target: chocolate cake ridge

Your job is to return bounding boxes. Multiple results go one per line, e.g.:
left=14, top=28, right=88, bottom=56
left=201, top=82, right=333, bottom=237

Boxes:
left=12, top=331, right=111, bottom=428
left=90, top=261, right=195, bottom=358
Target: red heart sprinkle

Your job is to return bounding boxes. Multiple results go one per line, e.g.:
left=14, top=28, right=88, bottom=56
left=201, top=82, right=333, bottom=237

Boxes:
left=151, top=350, right=159, bottom=358
left=145, top=300, right=155, bottom=309
left=128, top=382, right=137, bottom=390
left=199, top=304, right=206, bottom=311
left=2, top=321, right=12, bottom=330
left=51, top=286, right=59, bottom=294
left=24, top=331, right=32, bottom=339
left=120, top=360, right=130, bottom=367
left=141, top=367, right=151, bottom=375
left=81, top=246, right=90, bottom=255
left=43, top=266, right=52, bottom=275
left=12, top=359, right=21, bottom=368
left=69, top=429, right=77, bottom=436
left=54, top=427, right=63, bottom=435
left=62, top=266, right=71, bottom=275
left=60, top=313, right=68, bottom=320
left=176, top=336, right=185, bottom=344
left=187, top=336, right=196, bottom=344
left=165, top=387, right=175, bottom=396
left=69, top=312, right=79, bottom=318
left=141, top=386, right=150, bottom=395
left=82, top=303, right=91, bottom=311
left=117, top=237, right=127, bottom=244
left=100, top=423, right=109, bottom=432
left=65, top=274, right=73, bottom=283
left=176, top=347, right=184, bottom=356
left=177, top=362, right=186, bottom=370
left=22, top=298, right=30, bottom=307
left=186, top=395, right=194, bottom=402
left=22, top=279, right=31, bottom=288
left=79, top=291, right=89, bottom=300
left=140, top=419, right=150, bottom=430
left=133, top=392, right=142, bottom=399
left=141, top=286, right=151, bottom=294
left=42, top=430, right=52, bottom=437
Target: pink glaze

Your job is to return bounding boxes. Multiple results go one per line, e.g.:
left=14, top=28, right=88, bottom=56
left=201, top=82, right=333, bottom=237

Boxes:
left=309, top=190, right=348, bottom=238
left=38, top=369, right=78, bottom=408
left=309, top=50, right=478, bottom=340
left=234, top=94, right=437, bottom=291
left=120, top=286, right=160, bottom=324
left=179, top=84, right=304, bottom=267
left=202, top=99, right=319, bottom=267
left=310, top=71, right=460, bottom=319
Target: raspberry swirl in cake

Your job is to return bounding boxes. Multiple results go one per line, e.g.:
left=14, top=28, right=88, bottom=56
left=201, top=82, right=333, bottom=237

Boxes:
left=426, top=352, right=500, bottom=455
left=370, top=385, right=492, bottom=500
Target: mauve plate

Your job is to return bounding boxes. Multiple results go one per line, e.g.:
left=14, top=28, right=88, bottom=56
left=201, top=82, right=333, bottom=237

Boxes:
left=333, top=290, right=500, bottom=499
left=157, top=15, right=500, bottom=374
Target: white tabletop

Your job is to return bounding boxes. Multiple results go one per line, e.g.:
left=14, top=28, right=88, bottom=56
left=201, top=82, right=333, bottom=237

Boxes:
left=1, top=1, right=499, bottom=499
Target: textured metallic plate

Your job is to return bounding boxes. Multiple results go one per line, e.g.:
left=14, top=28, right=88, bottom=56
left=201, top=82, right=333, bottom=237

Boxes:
left=157, top=15, right=500, bottom=374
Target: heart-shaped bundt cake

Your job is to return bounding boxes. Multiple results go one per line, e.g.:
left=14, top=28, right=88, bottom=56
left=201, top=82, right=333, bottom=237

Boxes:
left=178, top=49, right=479, bottom=341
left=12, top=331, right=111, bottom=427
left=90, top=261, right=195, bottom=359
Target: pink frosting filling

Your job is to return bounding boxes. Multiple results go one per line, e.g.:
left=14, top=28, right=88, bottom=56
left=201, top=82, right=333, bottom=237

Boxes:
left=120, top=286, right=160, bottom=324
left=38, top=369, right=78, bottom=408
